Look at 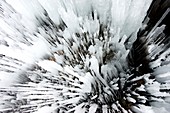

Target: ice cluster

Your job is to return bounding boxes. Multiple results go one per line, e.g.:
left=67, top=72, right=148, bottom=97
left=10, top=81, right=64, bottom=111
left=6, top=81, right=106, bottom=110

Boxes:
left=0, top=0, right=170, bottom=113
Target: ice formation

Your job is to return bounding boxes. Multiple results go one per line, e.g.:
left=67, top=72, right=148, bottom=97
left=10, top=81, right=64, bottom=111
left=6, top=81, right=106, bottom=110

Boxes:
left=0, top=0, right=170, bottom=113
